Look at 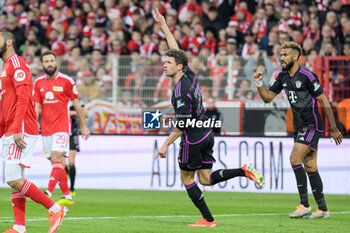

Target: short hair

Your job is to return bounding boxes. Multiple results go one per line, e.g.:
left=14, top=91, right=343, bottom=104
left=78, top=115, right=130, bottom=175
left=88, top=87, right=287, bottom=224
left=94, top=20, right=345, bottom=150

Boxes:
left=281, top=41, right=302, bottom=59
left=0, top=30, right=16, bottom=46
left=165, top=49, right=188, bottom=71
left=40, top=50, right=57, bottom=62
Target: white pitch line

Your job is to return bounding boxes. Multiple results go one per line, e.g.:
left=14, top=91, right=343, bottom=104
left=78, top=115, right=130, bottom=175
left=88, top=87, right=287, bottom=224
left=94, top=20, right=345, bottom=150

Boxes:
left=0, top=211, right=350, bottom=223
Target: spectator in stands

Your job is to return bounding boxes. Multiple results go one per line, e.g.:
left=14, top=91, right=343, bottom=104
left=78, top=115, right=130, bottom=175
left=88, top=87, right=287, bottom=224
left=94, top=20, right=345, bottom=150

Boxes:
left=67, top=25, right=82, bottom=45
left=80, top=36, right=93, bottom=55
left=234, top=79, right=254, bottom=100
left=244, top=50, right=274, bottom=89
left=63, top=46, right=81, bottom=75
left=279, top=32, right=291, bottom=45
left=91, top=23, right=108, bottom=53
left=226, top=37, right=238, bottom=56
left=210, top=47, right=228, bottom=98
left=264, top=3, right=278, bottom=33
left=250, top=7, right=267, bottom=42
left=325, top=11, right=341, bottom=38
left=55, top=0, right=73, bottom=21
left=90, top=48, right=104, bottom=72
left=127, top=64, right=155, bottom=107
left=0, top=14, right=9, bottom=30
left=20, top=29, right=41, bottom=55
left=291, top=27, right=304, bottom=44
left=278, top=7, right=292, bottom=33
left=150, top=50, right=163, bottom=77
left=205, top=96, right=222, bottom=135
left=315, top=24, right=342, bottom=56
left=305, top=18, right=321, bottom=43
left=340, top=13, right=350, bottom=44
left=109, top=39, right=129, bottom=55
left=46, top=8, right=69, bottom=38
left=165, top=8, right=178, bottom=33
left=118, top=91, right=134, bottom=107
left=203, top=27, right=216, bottom=55
left=96, top=66, right=112, bottom=96
left=224, top=57, right=246, bottom=99
left=83, top=12, right=97, bottom=37
left=128, top=29, right=142, bottom=52
left=48, top=28, right=66, bottom=56
left=7, top=15, right=25, bottom=48
left=78, top=75, right=100, bottom=102
left=38, top=2, right=50, bottom=29
left=241, top=30, right=256, bottom=59
left=202, top=6, right=225, bottom=31
left=290, top=1, right=302, bottom=27
left=270, top=44, right=281, bottom=71
left=182, top=22, right=205, bottom=55
left=259, top=31, right=278, bottom=56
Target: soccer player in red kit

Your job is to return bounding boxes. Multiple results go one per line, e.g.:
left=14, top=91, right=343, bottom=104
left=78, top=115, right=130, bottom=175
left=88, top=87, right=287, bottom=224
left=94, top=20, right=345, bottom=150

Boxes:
left=0, top=30, right=67, bottom=233
left=34, top=50, right=90, bottom=205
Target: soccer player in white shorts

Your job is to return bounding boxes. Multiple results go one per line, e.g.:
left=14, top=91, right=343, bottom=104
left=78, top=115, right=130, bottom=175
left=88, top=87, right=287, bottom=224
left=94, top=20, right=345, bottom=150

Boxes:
left=0, top=30, right=67, bottom=233
left=34, top=50, right=90, bottom=206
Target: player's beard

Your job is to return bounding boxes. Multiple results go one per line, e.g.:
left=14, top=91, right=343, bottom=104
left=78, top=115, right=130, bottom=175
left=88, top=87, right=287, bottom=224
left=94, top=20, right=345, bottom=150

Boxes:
left=43, top=65, right=57, bottom=75
left=282, top=60, right=294, bottom=71
left=0, top=43, right=7, bottom=58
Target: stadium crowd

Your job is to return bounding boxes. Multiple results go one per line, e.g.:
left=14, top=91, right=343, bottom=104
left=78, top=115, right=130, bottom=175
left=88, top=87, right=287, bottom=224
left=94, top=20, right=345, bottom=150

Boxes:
left=0, top=0, right=349, bottom=106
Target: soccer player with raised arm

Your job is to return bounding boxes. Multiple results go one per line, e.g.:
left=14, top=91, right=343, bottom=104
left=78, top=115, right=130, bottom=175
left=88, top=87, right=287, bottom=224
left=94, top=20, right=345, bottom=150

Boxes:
left=253, top=42, right=343, bottom=219
left=34, top=50, right=90, bottom=205
left=0, top=30, right=67, bottom=233
left=153, top=9, right=264, bottom=227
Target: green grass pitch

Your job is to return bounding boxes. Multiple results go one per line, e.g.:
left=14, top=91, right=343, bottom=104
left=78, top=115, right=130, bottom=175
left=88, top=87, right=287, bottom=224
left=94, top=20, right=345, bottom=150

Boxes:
left=0, top=188, right=349, bottom=232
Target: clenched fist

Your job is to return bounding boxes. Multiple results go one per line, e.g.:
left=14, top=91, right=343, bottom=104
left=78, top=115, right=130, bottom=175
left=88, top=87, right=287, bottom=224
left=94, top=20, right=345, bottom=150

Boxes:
left=253, top=72, right=264, bottom=82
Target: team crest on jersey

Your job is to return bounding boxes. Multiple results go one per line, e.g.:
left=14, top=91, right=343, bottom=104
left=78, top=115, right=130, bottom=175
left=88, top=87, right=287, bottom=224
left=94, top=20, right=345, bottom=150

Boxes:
left=53, top=86, right=63, bottom=92
left=73, top=85, right=78, bottom=95
left=295, top=80, right=302, bottom=89
left=0, top=71, right=6, bottom=77
left=14, top=69, right=26, bottom=82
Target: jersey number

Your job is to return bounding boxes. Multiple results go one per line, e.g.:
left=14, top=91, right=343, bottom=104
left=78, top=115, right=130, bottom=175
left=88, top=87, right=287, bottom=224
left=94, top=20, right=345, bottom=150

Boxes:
left=7, top=143, right=22, bottom=160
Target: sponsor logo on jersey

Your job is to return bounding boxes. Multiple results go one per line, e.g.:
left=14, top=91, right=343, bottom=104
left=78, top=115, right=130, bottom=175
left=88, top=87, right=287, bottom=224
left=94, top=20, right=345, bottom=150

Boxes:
left=14, top=69, right=26, bottom=82
left=53, top=86, right=63, bottom=92
left=295, top=80, right=302, bottom=88
left=177, top=99, right=185, bottom=108
left=313, top=82, right=320, bottom=91
left=40, top=88, right=44, bottom=92
left=0, top=71, right=6, bottom=77
left=283, top=83, right=287, bottom=87
left=44, top=91, right=58, bottom=103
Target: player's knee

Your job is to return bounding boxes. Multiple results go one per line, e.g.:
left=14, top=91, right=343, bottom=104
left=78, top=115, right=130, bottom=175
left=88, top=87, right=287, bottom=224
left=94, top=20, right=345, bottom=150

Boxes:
left=7, top=179, right=21, bottom=190
left=303, top=163, right=317, bottom=173
left=180, top=175, right=194, bottom=186
left=198, top=176, right=211, bottom=186
left=50, top=152, right=63, bottom=163
left=290, top=154, right=302, bottom=166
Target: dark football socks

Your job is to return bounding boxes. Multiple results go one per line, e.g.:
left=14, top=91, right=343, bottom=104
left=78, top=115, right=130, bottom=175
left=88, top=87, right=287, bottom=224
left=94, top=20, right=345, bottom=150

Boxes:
left=185, top=182, right=214, bottom=222
left=69, top=165, right=76, bottom=191
left=292, top=164, right=309, bottom=207
left=210, top=168, right=245, bottom=185
left=308, top=171, right=327, bottom=211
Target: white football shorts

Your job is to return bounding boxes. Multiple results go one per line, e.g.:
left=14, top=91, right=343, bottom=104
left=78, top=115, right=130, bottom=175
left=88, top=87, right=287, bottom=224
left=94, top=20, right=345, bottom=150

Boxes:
left=42, top=132, right=70, bottom=158
left=3, top=134, right=38, bottom=182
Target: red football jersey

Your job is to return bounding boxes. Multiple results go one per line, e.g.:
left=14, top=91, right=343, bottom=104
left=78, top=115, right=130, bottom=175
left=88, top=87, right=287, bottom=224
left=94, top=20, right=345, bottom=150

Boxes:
left=0, top=54, right=39, bottom=136
left=34, top=72, right=79, bottom=136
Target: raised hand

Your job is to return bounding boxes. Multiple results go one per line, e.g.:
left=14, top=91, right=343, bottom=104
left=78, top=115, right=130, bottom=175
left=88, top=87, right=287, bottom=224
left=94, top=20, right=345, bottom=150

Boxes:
left=154, top=8, right=166, bottom=28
